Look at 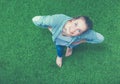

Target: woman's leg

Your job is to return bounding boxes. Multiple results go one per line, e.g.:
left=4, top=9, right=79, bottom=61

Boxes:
left=65, top=47, right=73, bottom=57
left=56, top=45, right=64, bottom=67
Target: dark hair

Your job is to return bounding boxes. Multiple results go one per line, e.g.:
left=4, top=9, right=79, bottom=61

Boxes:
left=73, top=16, right=93, bottom=30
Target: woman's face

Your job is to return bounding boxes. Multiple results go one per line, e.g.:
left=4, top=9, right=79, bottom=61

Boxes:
left=63, top=17, right=88, bottom=36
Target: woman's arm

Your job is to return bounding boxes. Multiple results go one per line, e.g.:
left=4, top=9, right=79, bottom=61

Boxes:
left=72, top=39, right=86, bottom=45
left=32, top=14, right=69, bottom=29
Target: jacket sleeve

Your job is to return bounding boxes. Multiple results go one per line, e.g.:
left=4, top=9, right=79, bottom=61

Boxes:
left=32, top=14, right=65, bottom=28
left=76, top=30, right=104, bottom=44
left=86, top=32, right=104, bottom=43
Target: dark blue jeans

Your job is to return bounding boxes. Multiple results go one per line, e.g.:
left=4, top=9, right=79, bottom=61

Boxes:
left=56, top=45, right=65, bottom=57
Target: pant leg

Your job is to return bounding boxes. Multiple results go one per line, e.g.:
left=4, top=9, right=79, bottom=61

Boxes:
left=56, top=45, right=64, bottom=57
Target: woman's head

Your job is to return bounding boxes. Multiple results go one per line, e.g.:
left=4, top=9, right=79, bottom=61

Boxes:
left=73, top=16, right=93, bottom=30
left=63, top=16, right=93, bottom=36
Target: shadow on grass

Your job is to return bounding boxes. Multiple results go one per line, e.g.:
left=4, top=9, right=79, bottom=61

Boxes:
left=62, top=43, right=112, bottom=64
left=74, top=43, right=109, bottom=53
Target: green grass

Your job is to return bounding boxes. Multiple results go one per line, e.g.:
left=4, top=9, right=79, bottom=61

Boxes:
left=0, top=0, right=120, bottom=84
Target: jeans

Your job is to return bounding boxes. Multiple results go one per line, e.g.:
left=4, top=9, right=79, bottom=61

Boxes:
left=56, top=45, right=65, bottom=57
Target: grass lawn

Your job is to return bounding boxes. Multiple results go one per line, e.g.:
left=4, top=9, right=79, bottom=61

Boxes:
left=0, top=0, right=120, bottom=84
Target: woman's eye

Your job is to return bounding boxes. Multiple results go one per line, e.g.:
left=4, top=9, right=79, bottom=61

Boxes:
left=77, top=30, right=80, bottom=32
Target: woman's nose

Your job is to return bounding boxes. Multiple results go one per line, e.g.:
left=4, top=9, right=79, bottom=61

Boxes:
left=70, top=28, right=76, bottom=33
